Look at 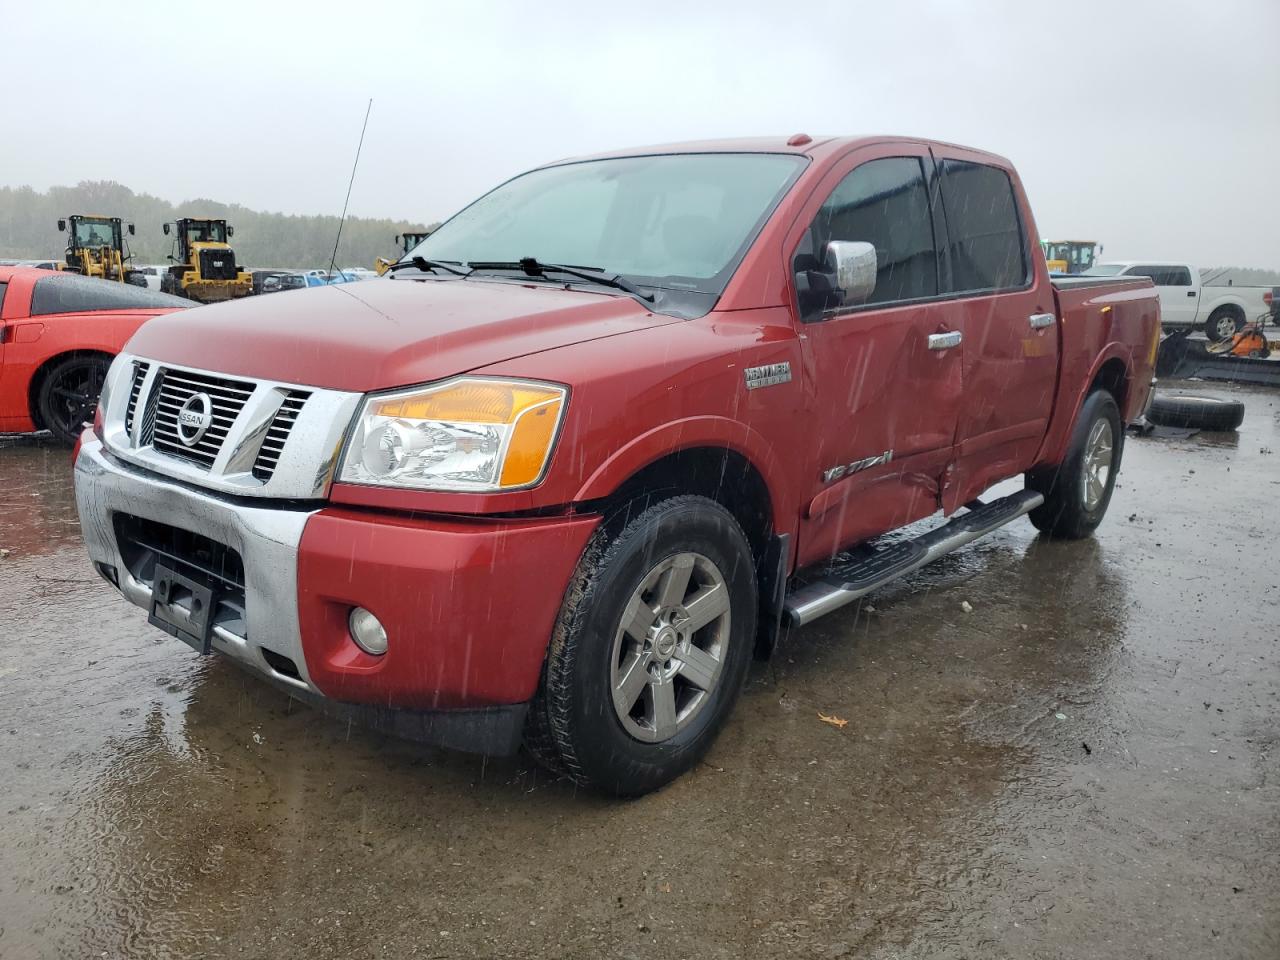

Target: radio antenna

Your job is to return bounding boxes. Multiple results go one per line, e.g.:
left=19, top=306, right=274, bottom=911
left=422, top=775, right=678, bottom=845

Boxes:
left=327, top=98, right=373, bottom=279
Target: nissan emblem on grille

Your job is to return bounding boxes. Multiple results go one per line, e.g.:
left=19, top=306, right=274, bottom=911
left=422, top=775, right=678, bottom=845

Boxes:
left=176, top=393, right=213, bottom=447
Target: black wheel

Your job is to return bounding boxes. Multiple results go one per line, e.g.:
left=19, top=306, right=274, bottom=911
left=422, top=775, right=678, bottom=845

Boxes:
left=526, top=495, right=757, bottom=796
left=37, top=355, right=109, bottom=445
left=1205, top=306, right=1244, bottom=342
left=1027, top=390, right=1123, bottom=540
left=1146, top=392, right=1245, bottom=431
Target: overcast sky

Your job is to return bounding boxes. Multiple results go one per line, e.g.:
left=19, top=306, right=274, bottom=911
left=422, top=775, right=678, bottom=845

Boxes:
left=5, top=0, right=1277, bottom=267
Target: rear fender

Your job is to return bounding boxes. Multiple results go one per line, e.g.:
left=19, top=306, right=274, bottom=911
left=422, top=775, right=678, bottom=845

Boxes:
left=1033, top=344, right=1132, bottom=468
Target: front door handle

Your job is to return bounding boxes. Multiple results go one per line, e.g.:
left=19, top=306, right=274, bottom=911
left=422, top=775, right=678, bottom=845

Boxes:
left=927, top=331, right=962, bottom=351
left=1187, top=290, right=1197, bottom=297
left=1029, top=313, right=1056, bottom=330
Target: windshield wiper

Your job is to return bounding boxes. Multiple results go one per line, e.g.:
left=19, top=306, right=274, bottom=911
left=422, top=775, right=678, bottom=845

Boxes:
left=385, top=256, right=470, bottom=277
left=467, top=257, right=654, bottom=303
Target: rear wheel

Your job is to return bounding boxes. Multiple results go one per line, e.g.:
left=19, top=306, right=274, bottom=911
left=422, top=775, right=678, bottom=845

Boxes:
left=1027, top=390, right=1122, bottom=539
left=37, top=355, right=109, bottom=445
left=526, top=495, right=757, bottom=796
left=1205, top=306, right=1244, bottom=342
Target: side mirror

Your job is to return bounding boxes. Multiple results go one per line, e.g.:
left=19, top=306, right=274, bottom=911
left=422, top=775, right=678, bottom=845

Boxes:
left=57, top=219, right=66, bottom=232
left=128, top=223, right=136, bottom=236
left=394, top=234, right=402, bottom=244
left=162, top=223, right=171, bottom=235
left=826, top=240, right=877, bottom=306
left=227, top=226, right=234, bottom=238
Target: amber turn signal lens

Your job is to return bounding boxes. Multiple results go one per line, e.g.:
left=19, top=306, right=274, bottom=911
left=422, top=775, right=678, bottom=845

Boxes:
left=500, top=397, right=564, bottom=486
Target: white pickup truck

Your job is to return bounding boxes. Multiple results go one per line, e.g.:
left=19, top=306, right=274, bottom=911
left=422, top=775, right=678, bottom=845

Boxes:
left=1086, top=262, right=1271, bottom=340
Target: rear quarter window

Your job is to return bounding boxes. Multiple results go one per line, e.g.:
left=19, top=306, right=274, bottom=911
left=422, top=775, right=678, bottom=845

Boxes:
left=939, top=160, right=1029, bottom=293
left=30, top=274, right=188, bottom=316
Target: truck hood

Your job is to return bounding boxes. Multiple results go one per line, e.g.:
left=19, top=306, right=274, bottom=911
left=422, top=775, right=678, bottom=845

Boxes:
left=125, top=277, right=679, bottom=392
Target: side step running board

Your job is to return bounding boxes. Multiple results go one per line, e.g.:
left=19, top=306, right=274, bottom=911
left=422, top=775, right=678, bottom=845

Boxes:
left=783, top=490, right=1044, bottom=628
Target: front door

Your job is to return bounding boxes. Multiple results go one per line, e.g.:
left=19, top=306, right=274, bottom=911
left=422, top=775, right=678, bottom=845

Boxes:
left=788, top=149, right=962, bottom=568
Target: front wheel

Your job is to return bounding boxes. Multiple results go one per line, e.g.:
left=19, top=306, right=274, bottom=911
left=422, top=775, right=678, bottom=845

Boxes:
left=37, top=355, right=110, bottom=445
left=526, top=495, right=757, bottom=796
left=1027, top=390, right=1123, bottom=540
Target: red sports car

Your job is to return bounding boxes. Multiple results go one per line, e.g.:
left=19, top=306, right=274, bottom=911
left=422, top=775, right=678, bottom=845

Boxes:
left=0, top=266, right=187, bottom=443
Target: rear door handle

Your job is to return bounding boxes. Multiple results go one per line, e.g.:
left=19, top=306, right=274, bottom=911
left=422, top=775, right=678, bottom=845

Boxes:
left=927, top=331, right=962, bottom=351
left=1029, top=313, right=1056, bottom=330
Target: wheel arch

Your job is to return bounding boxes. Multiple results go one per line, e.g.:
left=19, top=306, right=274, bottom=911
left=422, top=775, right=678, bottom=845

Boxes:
left=27, top=348, right=115, bottom=429
left=1033, top=348, right=1132, bottom=468
left=593, top=444, right=775, bottom=563
left=1090, top=355, right=1129, bottom=412
left=1206, top=296, right=1246, bottom=315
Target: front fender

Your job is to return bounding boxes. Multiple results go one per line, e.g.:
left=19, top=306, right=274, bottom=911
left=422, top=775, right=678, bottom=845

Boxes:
left=573, top=414, right=792, bottom=522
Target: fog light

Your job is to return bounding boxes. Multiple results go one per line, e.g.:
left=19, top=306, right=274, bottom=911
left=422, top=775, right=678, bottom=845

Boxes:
left=348, top=607, right=388, bottom=656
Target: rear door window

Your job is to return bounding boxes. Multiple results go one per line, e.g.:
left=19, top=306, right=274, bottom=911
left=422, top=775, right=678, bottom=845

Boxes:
left=792, top=156, right=939, bottom=319
left=938, top=160, right=1028, bottom=293
left=1125, top=265, right=1192, bottom=287
left=0, top=281, right=7, bottom=318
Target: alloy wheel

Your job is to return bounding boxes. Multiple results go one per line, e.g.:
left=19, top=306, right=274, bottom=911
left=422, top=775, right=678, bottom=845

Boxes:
left=609, top=552, right=732, bottom=743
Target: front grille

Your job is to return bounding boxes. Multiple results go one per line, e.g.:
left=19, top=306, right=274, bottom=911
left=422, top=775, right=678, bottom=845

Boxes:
left=150, top=369, right=254, bottom=467
left=124, top=361, right=150, bottom=433
left=252, top=390, right=310, bottom=481
left=198, top=248, right=238, bottom=281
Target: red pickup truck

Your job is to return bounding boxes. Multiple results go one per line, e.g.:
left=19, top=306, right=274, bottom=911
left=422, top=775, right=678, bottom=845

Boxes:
left=74, top=136, right=1159, bottom=795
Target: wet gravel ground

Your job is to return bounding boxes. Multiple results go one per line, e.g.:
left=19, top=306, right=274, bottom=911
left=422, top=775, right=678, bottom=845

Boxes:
left=1, top=383, right=1277, bottom=959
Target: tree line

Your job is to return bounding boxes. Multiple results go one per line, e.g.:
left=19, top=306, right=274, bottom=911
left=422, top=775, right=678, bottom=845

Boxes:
left=0, top=180, right=438, bottom=270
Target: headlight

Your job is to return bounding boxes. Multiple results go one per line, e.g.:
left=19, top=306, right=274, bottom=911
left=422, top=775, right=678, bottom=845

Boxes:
left=338, top=377, right=567, bottom=491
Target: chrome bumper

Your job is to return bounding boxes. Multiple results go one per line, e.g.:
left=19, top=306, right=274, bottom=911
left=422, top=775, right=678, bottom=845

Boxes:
left=74, top=437, right=321, bottom=696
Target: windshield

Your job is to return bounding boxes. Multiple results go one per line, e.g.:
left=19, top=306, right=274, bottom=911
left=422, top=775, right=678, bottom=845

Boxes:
left=185, top=221, right=227, bottom=244
left=410, top=153, right=806, bottom=296
left=73, top=219, right=117, bottom=248
left=1083, top=263, right=1126, bottom=276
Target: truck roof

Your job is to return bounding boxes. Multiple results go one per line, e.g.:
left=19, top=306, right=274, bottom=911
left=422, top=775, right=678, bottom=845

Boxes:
left=550, top=135, right=1014, bottom=169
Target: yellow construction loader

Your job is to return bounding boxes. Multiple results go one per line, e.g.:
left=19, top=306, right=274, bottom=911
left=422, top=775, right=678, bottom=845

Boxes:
left=1041, top=240, right=1101, bottom=275
left=374, top=230, right=434, bottom=275
left=57, top=215, right=142, bottom=284
left=160, top=218, right=253, bottom=302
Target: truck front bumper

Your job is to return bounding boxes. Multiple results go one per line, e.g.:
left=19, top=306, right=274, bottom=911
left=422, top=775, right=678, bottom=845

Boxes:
left=74, top=437, right=600, bottom=754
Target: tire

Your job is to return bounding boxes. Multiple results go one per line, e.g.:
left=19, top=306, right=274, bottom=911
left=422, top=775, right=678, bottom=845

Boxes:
left=1146, top=392, right=1245, bottom=431
left=1205, top=306, right=1244, bottom=342
left=526, top=495, right=757, bottom=797
left=1027, top=390, right=1123, bottom=540
left=36, top=355, right=110, bottom=445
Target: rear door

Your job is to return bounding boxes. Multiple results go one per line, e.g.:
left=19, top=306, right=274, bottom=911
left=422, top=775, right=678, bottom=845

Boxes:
left=1124, top=264, right=1198, bottom=326
left=789, top=146, right=962, bottom=566
left=935, top=153, right=1059, bottom=510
